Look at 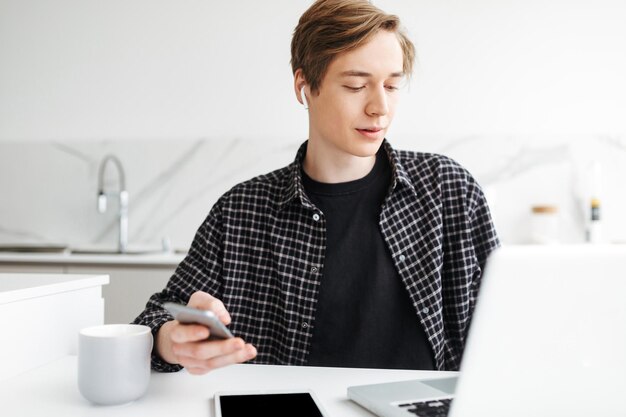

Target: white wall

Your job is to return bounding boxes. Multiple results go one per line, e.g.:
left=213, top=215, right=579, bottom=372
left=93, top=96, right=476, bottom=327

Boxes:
left=392, top=0, right=626, bottom=138
left=1, top=0, right=625, bottom=143
left=1, top=1, right=625, bottom=247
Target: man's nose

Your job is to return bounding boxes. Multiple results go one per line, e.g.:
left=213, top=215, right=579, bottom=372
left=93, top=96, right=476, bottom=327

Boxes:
left=365, top=86, right=389, bottom=117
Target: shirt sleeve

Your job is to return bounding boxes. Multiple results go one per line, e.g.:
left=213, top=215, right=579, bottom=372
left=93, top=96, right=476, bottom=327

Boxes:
left=132, top=199, right=226, bottom=372
left=465, top=177, right=500, bottom=312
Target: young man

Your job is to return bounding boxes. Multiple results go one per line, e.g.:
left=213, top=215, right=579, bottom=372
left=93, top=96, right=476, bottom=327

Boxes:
left=134, top=0, right=499, bottom=375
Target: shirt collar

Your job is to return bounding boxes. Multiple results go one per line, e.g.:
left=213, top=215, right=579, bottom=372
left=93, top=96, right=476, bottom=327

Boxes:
left=277, top=139, right=415, bottom=211
left=381, top=139, right=416, bottom=194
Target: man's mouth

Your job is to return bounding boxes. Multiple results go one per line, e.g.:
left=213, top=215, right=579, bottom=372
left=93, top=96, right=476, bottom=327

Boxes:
left=356, top=127, right=385, bottom=139
left=356, top=127, right=383, bottom=133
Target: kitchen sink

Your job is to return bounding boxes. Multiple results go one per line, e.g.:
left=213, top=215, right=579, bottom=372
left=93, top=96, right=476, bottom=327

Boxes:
left=70, top=247, right=163, bottom=255
left=0, top=244, right=187, bottom=256
left=69, top=247, right=188, bottom=255
left=0, top=244, right=69, bottom=254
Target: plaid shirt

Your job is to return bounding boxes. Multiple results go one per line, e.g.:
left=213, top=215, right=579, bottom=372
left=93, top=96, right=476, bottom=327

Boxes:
left=134, top=140, right=500, bottom=372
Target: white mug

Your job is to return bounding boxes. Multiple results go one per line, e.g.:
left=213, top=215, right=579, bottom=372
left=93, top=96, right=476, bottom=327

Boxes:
left=78, top=324, right=153, bottom=405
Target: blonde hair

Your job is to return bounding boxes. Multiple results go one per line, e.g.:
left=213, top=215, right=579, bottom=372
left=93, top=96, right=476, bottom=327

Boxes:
left=291, top=0, right=415, bottom=93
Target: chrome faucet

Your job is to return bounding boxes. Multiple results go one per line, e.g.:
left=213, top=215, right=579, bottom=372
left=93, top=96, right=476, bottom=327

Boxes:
left=97, top=155, right=128, bottom=253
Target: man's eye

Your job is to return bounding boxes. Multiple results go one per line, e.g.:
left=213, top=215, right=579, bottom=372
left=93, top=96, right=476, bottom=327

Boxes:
left=385, top=85, right=399, bottom=91
left=344, top=86, right=365, bottom=92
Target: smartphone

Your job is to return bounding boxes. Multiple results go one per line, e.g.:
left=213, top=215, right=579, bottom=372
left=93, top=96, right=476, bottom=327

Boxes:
left=163, top=302, right=234, bottom=340
left=214, top=390, right=328, bottom=417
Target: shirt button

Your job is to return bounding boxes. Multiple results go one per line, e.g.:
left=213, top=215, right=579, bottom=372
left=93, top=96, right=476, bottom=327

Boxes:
left=422, top=307, right=429, bottom=314
left=302, top=322, right=309, bottom=329
left=311, top=266, right=319, bottom=273
left=312, top=213, right=320, bottom=221
left=398, top=254, right=406, bottom=262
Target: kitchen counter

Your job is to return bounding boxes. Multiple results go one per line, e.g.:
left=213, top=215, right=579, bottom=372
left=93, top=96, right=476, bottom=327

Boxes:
left=1, top=243, right=623, bottom=267
left=0, top=251, right=185, bottom=266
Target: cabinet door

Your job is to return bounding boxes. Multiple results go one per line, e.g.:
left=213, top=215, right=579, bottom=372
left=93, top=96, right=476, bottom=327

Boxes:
left=66, top=265, right=174, bottom=324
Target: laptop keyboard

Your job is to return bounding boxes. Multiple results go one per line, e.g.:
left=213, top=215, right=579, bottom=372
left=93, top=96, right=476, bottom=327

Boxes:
left=397, top=398, right=452, bottom=416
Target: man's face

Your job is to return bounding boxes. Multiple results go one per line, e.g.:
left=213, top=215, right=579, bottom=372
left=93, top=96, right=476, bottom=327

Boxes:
left=307, top=30, right=405, bottom=158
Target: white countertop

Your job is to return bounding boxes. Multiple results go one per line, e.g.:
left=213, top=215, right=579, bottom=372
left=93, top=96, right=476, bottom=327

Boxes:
left=0, top=273, right=110, bottom=304
left=0, top=355, right=457, bottom=417
left=1, top=243, right=623, bottom=267
left=0, top=251, right=185, bottom=266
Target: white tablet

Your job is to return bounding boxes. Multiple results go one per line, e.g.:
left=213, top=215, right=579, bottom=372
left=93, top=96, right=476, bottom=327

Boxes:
left=214, top=389, right=329, bottom=417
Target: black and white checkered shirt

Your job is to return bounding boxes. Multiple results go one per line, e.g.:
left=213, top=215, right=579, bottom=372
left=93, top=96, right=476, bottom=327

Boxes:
left=133, top=140, right=500, bottom=372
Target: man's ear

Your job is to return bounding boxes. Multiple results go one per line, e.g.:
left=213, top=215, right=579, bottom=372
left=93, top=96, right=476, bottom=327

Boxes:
left=293, top=68, right=308, bottom=107
left=300, top=86, right=309, bottom=109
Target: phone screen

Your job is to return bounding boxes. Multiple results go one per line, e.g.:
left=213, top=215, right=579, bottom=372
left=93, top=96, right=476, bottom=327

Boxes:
left=218, top=393, right=324, bottom=417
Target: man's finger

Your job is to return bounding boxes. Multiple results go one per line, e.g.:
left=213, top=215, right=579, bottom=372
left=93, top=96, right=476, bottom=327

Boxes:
left=187, top=291, right=232, bottom=325
left=201, top=344, right=257, bottom=371
left=178, top=343, right=257, bottom=373
left=170, top=322, right=210, bottom=343
left=173, top=337, right=245, bottom=360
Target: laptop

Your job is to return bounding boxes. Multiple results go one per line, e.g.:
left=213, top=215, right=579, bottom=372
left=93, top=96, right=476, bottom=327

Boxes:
left=348, top=244, right=626, bottom=417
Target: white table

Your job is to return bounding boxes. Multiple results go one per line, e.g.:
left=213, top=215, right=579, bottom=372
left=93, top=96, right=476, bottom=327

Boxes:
left=0, top=356, right=457, bottom=416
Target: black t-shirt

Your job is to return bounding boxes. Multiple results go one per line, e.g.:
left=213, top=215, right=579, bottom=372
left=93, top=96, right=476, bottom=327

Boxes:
left=302, top=149, right=435, bottom=370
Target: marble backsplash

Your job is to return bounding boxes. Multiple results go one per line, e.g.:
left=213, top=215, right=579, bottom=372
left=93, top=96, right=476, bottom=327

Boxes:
left=1, top=135, right=625, bottom=250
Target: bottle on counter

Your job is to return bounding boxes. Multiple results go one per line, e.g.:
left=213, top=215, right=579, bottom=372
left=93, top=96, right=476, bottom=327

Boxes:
left=585, top=197, right=603, bottom=244
left=584, top=161, right=604, bottom=244
left=530, top=205, right=560, bottom=244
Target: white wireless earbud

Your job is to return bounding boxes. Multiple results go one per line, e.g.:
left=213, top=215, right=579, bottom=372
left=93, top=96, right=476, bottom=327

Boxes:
left=300, top=86, right=309, bottom=109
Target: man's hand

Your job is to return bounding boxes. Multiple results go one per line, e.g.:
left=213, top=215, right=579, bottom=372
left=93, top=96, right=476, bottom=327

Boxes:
left=156, top=291, right=257, bottom=375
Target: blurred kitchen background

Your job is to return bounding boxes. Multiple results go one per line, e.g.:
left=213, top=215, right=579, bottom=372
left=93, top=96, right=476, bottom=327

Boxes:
left=1, top=0, right=625, bottom=323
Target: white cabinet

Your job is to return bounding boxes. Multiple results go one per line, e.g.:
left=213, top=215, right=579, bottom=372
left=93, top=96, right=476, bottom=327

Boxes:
left=0, top=254, right=181, bottom=325
left=0, top=273, right=108, bottom=381
left=66, top=265, right=174, bottom=324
